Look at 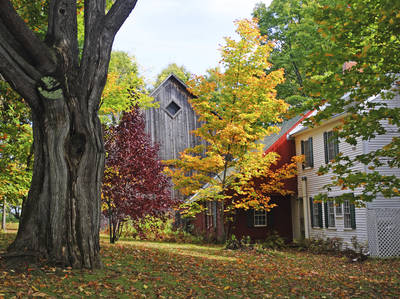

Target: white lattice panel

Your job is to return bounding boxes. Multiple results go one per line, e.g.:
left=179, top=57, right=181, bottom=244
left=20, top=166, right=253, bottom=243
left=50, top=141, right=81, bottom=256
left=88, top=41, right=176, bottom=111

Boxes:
left=368, top=208, right=400, bottom=257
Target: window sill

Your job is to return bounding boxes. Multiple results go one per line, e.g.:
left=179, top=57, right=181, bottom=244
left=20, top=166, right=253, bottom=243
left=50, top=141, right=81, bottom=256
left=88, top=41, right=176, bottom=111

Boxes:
left=343, top=228, right=355, bottom=231
left=302, top=166, right=313, bottom=170
left=254, top=225, right=267, bottom=228
left=327, top=227, right=337, bottom=230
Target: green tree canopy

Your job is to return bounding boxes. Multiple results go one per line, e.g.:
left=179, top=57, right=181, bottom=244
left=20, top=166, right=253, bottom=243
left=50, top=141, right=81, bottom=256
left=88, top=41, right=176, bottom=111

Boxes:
left=253, top=0, right=325, bottom=106
left=154, top=63, right=191, bottom=88
left=0, top=82, right=32, bottom=224
left=302, top=0, right=400, bottom=203
left=99, top=51, right=153, bottom=125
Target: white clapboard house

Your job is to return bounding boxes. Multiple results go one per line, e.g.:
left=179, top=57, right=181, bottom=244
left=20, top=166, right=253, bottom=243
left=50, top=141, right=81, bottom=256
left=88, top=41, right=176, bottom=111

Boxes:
left=288, top=92, right=400, bottom=257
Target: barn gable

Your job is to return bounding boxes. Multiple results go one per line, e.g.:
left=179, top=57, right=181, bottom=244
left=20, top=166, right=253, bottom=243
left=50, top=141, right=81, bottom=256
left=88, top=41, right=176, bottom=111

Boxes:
left=145, top=74, right=201, bottom=161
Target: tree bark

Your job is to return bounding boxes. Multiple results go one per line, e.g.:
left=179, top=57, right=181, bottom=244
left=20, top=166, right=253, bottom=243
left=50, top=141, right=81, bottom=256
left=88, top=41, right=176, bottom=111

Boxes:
left=1, top=198, right=6, bottom=232
left=0, top=0, right=138, bottom=268
left=7, top=89, right=105, bottom=268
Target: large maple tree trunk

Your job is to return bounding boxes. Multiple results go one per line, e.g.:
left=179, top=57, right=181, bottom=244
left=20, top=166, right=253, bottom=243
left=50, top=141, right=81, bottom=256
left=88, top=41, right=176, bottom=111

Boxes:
left=0, top=0, right=138, bottom=268
left=8, top=98, right=104, bottom=268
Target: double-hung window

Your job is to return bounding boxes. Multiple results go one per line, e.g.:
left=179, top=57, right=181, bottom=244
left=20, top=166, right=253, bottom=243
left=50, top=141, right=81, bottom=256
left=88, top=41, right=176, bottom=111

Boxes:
left=343, top=200, right=356, bottom=229
left=324, top=131, right=339, bottom=163
left=301, top=137, right=314, bottom=168
left=343, top=200, right=351, bottom=228
left=327, top=201, right=335, bottom=227
left=344, top=200, right=351, bottom=229
left=309, top=198, right=323, bottom=228
left=335, top=201, right=343, bottom=216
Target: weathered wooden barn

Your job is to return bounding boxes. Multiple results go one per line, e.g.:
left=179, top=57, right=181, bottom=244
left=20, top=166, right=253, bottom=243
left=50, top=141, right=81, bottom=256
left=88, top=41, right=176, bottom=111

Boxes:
left=144, top=74, right=202, bottom=201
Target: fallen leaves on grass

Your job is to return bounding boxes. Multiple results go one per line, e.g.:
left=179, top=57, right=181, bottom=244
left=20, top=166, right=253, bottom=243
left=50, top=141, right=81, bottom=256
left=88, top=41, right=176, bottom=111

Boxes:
left=0, top=232, right=399, bottom=298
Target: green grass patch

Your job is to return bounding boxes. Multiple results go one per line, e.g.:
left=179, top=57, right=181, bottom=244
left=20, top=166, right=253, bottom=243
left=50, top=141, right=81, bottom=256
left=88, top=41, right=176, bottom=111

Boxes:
left=1, top=231, right=400, bottom=298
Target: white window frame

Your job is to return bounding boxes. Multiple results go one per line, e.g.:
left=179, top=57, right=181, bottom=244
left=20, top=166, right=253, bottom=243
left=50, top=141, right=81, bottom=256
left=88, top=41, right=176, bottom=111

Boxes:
left=254, top=210, right=267, bottom=227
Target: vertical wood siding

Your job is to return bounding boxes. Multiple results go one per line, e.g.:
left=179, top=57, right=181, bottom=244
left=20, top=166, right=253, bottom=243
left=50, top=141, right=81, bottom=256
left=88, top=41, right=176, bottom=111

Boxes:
left=144, top=76, right=203, bottom=202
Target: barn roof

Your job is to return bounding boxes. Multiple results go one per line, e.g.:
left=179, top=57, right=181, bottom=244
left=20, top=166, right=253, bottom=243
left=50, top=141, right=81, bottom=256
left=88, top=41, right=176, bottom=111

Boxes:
left=261, top=115, right=304, bottom=151
left=150, top=73, right=194, bottom=98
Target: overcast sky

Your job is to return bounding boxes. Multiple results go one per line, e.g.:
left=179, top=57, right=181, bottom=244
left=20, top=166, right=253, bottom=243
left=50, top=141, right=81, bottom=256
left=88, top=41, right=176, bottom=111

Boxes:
left=113, top=0, right=272, bottom=84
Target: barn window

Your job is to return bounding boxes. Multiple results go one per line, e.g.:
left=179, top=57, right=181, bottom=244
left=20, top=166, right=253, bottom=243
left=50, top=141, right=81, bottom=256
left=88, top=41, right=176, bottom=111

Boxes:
left=165, top=101, right=181, bottom=118
left=254, top=210, right=267, bottom=227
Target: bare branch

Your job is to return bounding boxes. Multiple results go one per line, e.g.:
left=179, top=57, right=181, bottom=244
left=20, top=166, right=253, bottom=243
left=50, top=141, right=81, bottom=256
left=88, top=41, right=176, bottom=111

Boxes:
left=0, top=0, right=56, bottom=74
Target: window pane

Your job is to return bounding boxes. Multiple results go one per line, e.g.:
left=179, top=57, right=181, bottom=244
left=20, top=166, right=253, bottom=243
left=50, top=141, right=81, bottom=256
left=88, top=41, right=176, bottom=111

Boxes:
left=328, top=201, right=335, bottom=227
left=165, top=101, right=181, bottom=117
left=254, top=210, right=267, bottom=226
left=325, top=131, right=338, bottom=161
left=335, top=202, right=342, bottom=215
left=313, top=204, right=319, bottom=227
left=344, top=200, right=351, bottom=228
left=303, top=139, right=313, bottom=167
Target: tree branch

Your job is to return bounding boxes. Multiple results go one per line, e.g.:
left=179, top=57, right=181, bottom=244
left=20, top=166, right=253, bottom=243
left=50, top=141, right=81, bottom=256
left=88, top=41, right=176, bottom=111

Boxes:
left=0, top=43, right=40, bottom=112
left=0, top=0, right=56, bottom=74
left=80, top=0, right=137, bottom=113
left=79, top=0, right=107, bottom=107
left=84, top=0, right=106, bottom=39
left=47, top=0, right=79, bottom=69
left=104, top=0, right=138, bottom=35
left=0, top=20, right=42, bottom=81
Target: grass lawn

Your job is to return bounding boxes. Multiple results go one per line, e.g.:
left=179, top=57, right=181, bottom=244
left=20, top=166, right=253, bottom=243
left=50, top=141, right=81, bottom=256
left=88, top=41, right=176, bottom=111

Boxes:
left=1, top=231, right=400, bottom=298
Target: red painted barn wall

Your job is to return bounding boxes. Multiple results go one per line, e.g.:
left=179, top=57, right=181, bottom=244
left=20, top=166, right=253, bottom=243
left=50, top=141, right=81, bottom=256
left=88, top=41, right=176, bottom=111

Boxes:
left=265, top=138, right=298, bottom=193
left=192, top=202, right=225, bottom=241
left=232, top=195, right=293, bottom=241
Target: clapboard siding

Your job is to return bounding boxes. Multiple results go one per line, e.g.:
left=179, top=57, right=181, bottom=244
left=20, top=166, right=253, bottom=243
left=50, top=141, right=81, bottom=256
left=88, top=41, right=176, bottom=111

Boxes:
left=295, top=119, right=365, bottom=198
left=365, top=93, right=400, bottom=184
left=293, top=119, right=368, bottom=247
left=291, top=91, right=400, bottom=251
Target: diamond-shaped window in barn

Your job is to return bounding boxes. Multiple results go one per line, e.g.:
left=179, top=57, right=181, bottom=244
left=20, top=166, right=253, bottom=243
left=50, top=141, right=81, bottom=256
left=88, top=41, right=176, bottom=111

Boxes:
left=165, top=101, right=181, bottom=118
